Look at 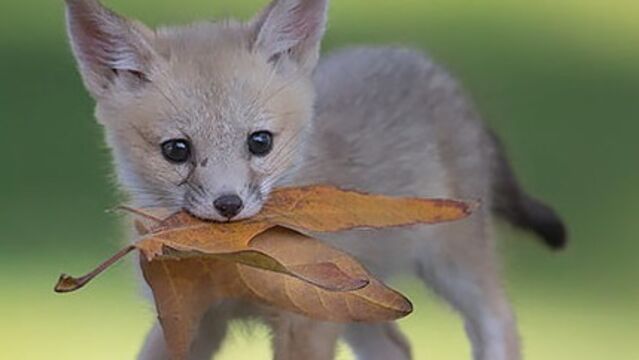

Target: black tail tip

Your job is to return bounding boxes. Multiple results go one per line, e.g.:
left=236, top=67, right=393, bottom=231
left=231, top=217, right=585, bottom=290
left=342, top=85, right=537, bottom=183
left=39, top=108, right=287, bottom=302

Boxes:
left=524, top=197, right=568, bottom=251
left=534, top=215, right=568, bottom=250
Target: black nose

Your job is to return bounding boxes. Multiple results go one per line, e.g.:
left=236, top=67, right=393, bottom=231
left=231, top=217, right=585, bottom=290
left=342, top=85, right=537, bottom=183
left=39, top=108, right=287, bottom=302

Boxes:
left=213, top=194, right=243, bottom=219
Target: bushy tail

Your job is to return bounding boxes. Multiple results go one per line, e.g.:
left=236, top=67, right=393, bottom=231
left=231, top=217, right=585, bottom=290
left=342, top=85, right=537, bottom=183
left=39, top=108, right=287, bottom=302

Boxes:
left=489, top=131, right=567, bottom=250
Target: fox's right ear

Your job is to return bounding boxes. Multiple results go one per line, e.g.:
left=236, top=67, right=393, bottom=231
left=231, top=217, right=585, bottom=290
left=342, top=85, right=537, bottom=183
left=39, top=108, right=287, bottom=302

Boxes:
left=65, top=0, right=159, bottom=98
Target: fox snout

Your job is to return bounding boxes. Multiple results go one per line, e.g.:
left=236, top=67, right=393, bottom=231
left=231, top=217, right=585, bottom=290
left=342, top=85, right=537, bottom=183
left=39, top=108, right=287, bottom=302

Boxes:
left=184, top=182, right=265, bottom=222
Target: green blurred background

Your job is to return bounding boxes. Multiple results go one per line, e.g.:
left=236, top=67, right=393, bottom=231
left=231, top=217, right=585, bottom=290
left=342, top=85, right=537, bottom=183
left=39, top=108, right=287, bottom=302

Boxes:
left=1, top=0, right=637, bottom=359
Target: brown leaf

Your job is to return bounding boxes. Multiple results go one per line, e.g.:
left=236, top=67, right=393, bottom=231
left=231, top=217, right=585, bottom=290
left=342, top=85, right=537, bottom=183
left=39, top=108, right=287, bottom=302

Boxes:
left=55, top=185, right=475, bottom=360
left=258, top=185, right=474, bottom=232
left=132, top=211, right=370, bottom=291
left=140, top=256, right=224, bottom=360
left=135, top=221, right=272, bottom=261
left=131, top=185, right=473, bottom=269
left=247, top=227, right=370, bottom=291
left=141, top=229, right=412, bottom=359
left=237, top=228, right=412, bottom=321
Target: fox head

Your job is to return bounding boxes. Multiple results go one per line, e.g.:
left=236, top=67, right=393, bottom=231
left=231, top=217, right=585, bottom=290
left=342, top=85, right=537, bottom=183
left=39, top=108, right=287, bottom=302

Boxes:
left=65, top=0, right=328, bottom=221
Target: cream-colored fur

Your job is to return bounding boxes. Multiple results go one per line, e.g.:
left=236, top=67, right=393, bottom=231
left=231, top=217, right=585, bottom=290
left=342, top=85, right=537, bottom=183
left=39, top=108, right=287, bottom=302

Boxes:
left=65, top=0, right=567, bottom=359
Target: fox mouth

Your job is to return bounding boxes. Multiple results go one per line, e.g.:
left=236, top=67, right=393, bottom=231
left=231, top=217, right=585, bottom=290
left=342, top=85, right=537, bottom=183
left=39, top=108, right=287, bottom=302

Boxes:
left=183, top=206, right=245, bottom=223
left=182, top=208, right=236, bottom=223
left=182, top=199, right=264, bottom=223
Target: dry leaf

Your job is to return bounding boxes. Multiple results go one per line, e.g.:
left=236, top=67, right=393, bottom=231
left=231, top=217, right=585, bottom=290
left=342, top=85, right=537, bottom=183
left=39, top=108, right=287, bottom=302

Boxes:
left=126, top=185, right=472, bottom=291
left=141, top=228, right=412, bottom=359
left=55, top=185, right=474, bottom=360
left=257, top=185, right=474, bottom=232
left=133, top=211, right=370, bottom=292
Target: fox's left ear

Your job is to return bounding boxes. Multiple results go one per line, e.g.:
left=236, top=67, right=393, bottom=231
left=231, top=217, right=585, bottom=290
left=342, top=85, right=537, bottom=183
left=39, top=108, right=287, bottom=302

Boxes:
left=251, top=0, right=328, bottom=73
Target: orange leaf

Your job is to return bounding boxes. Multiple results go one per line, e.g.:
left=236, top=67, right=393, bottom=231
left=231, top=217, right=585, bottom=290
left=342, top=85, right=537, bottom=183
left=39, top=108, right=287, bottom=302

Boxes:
left=133, top=210, right=370, bottom=292
left=55, top=185, right=475, bottom=360
left=141, top=229, right=412, bottom=359
left=258, top=185, right=474, bottom=232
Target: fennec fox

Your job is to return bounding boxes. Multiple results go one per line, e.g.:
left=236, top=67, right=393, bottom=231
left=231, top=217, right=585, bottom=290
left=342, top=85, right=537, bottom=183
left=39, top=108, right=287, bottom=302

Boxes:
left=65, top=0, right=566, bottom=359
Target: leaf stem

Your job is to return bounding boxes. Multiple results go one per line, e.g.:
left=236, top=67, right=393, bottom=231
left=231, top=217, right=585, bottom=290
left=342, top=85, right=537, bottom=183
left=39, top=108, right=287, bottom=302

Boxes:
left=54, top=245, right=136, bottom=293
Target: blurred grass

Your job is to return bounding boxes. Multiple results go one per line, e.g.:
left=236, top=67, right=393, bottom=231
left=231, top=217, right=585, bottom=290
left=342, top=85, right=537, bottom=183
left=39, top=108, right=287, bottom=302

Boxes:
left=1, top=0, right=638, bottom=359
left=1, top=270, right=637, bottom=359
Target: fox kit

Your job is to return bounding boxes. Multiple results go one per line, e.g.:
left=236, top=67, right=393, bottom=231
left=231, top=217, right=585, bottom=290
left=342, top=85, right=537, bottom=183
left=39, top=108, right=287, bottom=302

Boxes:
left=65, top=0, right=566, bottom=359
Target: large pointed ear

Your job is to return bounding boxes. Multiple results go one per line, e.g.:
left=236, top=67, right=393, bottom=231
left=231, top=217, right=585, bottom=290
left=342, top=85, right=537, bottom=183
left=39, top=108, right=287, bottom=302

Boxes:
left=65, top=0, right=159, bottom=98
left=251, top=0, right=328, bottom=73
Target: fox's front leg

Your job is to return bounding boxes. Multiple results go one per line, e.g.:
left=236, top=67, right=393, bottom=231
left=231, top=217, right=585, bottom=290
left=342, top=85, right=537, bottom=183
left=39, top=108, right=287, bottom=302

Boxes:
left=344, top=322, right=412, bottom=360
left=269, top=312, right=344, bottom=360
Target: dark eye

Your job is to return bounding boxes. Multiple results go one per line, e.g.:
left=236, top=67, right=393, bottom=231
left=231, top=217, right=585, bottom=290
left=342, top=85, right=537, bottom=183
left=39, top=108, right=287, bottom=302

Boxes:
left=247, top=131, right=273, bottom=156
left=161, top=139, right=191, bottom=163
